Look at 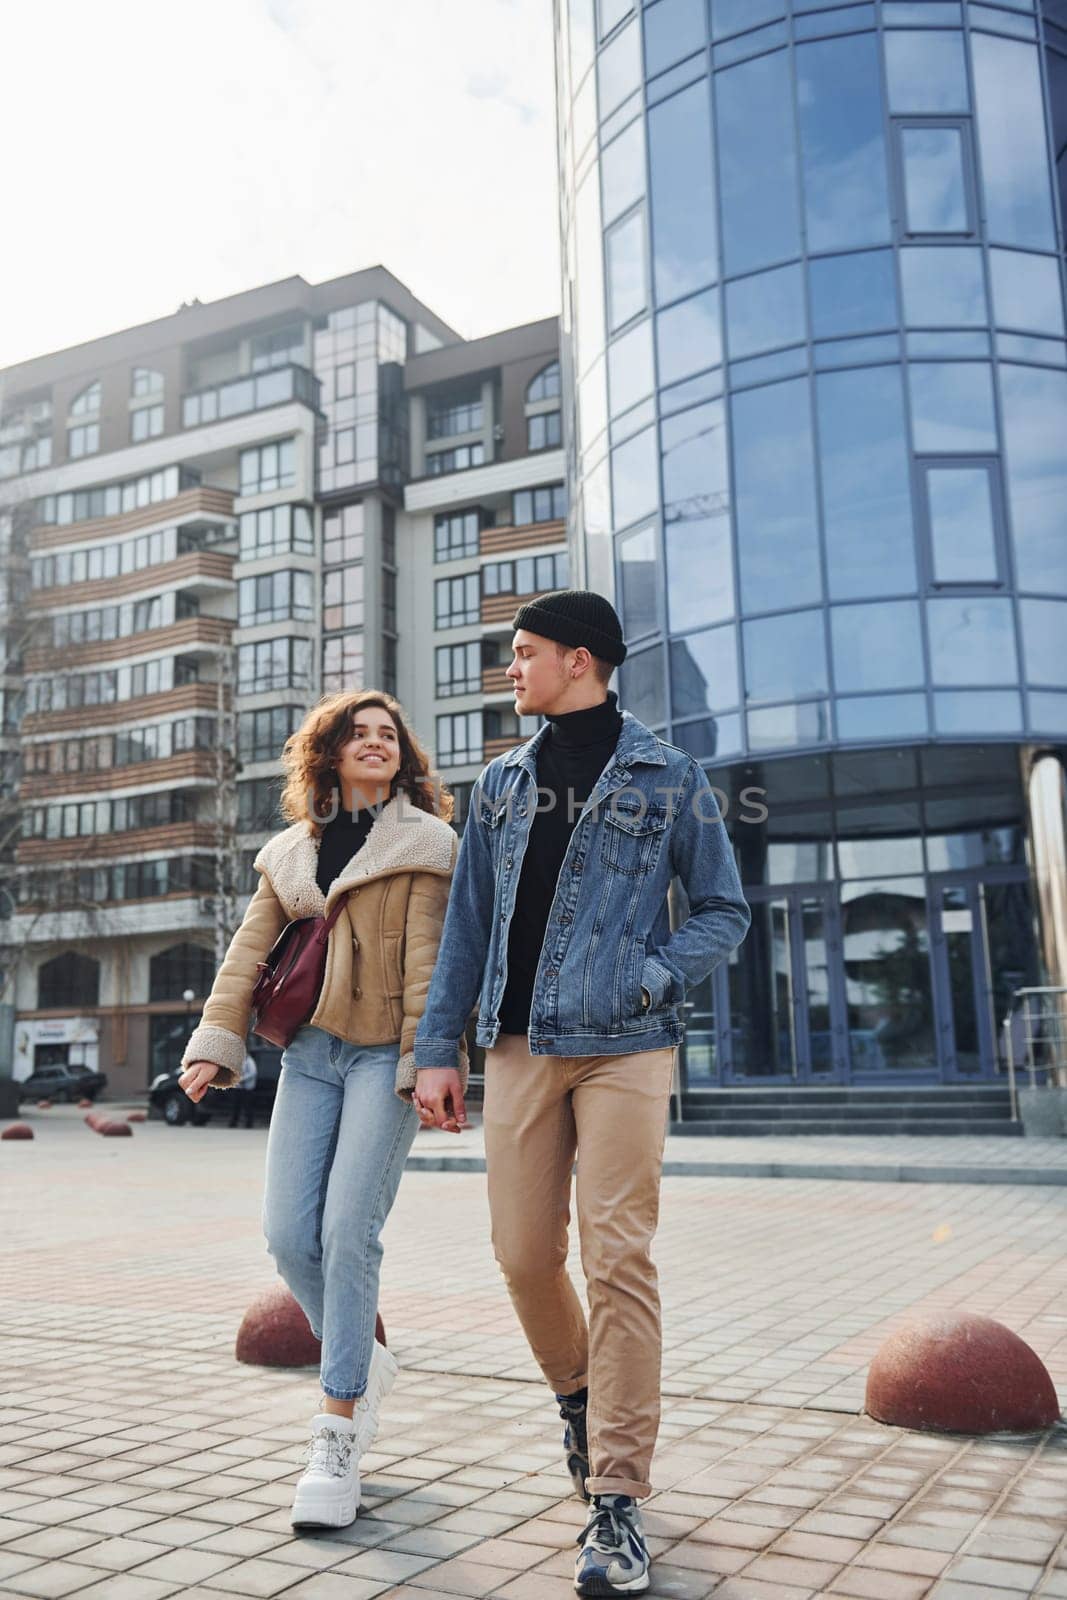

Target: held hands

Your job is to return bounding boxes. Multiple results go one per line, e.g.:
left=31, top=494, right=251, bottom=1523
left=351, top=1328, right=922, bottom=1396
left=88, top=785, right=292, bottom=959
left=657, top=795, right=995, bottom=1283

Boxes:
left=178, top=1060, right=221, bottom=1104
left=413, top=1068, right=467, bottom=1135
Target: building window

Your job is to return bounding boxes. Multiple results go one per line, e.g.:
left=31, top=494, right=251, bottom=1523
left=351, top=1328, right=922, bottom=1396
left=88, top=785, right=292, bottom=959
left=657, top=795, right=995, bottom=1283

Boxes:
left=322, top=633, right=364, bottom=692
left=239, top=504, right=314, bottom=560
left=920, top=459, right=1006, bottom=587
left=427, top=388, right=484, bottom=439
left=426, top=442, right=485, bottom=475
left=131, top=367, right=163, bottom=397
left=893, top=118, right=977, bottom=239
left=238, top=706, right=304, bottom=764
left=149, top=942, right=214, bottom=1001
left=237, top=636, right=313, bottom=693
left=513, top=484, right=567, bottom=525
left=527, top=361, right=561, bottom=402
left=322, top=502, right=364, bottom=565
left=131, top=404, right=164, bottom=442
left=527, top=410, right=562, bottom=451
left=69, top=382, right=101, bottom=416
left=322, top=564, right=364, bottom=630
left=238, top=778, right=283, bottom=832
left=68, top=423, right=99, bottom=459
left=382, top=501, right=396, bottom=566
left=238, top=569, right=313, bottom=626
left=38, top=951, right=100, bottom=1009
left=434, top=509, right=482, bottom=561
left=435, top=572, right=480, bottom=628
left=483, top=551, right=568, bottom=598
left=239, top=438, right=296, bottom=495
left=382, top=634, right=397, bottom=697
left=437, top=711, right=482, bottom=768
left=251, top=324, right=304, bottom=371
left=436, top=641, right=483, bottom=697
left=38, top=464, right=194, bottom=527
left=382, top=567, right=397, bottom=634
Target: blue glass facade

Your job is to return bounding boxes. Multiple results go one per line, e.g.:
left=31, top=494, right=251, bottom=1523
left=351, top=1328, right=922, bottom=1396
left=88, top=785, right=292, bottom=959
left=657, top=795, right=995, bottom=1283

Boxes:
left=555, top=0, right=1067, bottom=1086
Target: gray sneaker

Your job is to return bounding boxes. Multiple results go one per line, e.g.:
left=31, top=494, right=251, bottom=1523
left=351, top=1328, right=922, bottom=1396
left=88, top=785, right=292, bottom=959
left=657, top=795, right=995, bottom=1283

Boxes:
left=574, top=1493, right=650, bottom=1595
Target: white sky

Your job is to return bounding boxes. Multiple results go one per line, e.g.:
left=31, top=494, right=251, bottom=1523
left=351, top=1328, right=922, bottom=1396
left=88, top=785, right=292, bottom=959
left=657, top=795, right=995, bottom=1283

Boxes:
left=0, top=0, right=561, bottom=372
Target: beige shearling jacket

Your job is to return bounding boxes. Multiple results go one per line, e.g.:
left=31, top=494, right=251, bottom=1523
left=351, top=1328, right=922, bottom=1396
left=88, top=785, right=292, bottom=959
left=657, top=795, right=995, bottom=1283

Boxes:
left=179, top=793, right=469, bottom=1100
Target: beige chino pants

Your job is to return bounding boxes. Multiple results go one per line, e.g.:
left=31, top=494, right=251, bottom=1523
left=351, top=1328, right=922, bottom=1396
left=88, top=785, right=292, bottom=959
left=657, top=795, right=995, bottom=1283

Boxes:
left=482, top=1032, right=676, bottom=1500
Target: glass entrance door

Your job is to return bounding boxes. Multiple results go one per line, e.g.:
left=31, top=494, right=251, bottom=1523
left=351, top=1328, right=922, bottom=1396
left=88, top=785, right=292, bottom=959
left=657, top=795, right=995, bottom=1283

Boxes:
left=929, top=874, right=1038, bottom=1081
left=720, top=887, right=846, bottom=1083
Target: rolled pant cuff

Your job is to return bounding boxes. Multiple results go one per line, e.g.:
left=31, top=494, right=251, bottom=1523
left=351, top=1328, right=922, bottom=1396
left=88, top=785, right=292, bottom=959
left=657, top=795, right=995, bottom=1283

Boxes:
left=320, top=1384, right=367, bottom=1401
left=552, top=1373, right=589, bottom=1397
left=586, top=1475, right=651, bottom=1500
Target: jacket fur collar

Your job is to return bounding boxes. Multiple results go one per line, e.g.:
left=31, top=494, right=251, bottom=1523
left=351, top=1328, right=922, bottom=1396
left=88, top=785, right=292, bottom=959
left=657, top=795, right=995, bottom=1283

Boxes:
left=252, top=792, right=457, bottom=919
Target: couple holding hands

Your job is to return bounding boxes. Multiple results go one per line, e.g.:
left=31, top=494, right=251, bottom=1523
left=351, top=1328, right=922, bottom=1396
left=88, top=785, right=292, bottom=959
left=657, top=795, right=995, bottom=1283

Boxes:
left=179, top=587, right=750, bottom=1596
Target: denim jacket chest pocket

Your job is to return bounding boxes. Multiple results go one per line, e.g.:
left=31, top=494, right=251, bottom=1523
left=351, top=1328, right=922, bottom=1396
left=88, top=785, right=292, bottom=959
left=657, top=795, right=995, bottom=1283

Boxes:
left=599, top=799, right=669, bottom=877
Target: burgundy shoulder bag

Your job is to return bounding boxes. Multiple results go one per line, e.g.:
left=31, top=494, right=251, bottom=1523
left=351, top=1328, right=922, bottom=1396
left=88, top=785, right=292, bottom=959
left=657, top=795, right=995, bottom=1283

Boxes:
left=250, top=890, right=354, bottom=1048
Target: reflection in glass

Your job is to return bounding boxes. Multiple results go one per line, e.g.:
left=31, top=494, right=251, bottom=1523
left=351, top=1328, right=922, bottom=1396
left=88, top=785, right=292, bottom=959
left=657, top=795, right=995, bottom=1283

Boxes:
left=996, top=334, right=1067, bottom=367
left=608, top=318, right=654, bottom=417
left=882, top=2, right=960, bottom=21
left=714, top=21, right=787, bottom=66
left=619, top=642, right=665, bottom=725
left=601, top=117, right=645, bottom=225
left=926, top=467, right=998, bottom=583
left=927, top=596, right=1016, bottom=684
left=568, top=0, right=596, bottom=85
left=711, top=0, right=784, bottom=37
left=673, top=714, right=742, bottom=760
left=611, top=425, right=658, bottom=529
left=733, top=378, right=821, bottom=611
left=665, top=516, right=735, bottom=632
left=643, top=0, right=706, bottom=77
left=934, top=691, right=1022, bottom=732
left=840, top=878, right=936, bottom=1072
left=884, top=30, right=968, bottom=112
left=618, top=524, right=658, bottom=639
left=814, top=334, right=900, bottom=368
left=809, top=250, right=897, bottom=337
left=744, top=610, right=828, bottom=703
left=716, top=50, right=801, bottom=275
left=796, top=34, right=890, bottom=251
left=579, top=355, right=608, bottom=455
left=900, top=126, right=969, bottom=234
left=831, top=601, right=923, bottom=692
left=748, top=701, right=829, bottom=748
left=657, top=288, right=722, bottom=385
left=984, top=881, right=1041, bottom=1053
left=909, top=363, right=997, bottom=452
left=999, top=364, right=1067, bottom=593
left=725, top=263, right=805, bottom=359
left=1020, top=599, right=1067, bottom=687
left=661, top=400, right=728, bottom=522
left=816, top=366, right=916, bottom=600
left=648, top=81, right=718, bottom=303
left=597, top=18, right=641, bottom=117
left=731, top=348, right=807, bottom=387
left=660, top=369, right=724, bottom=415
left=726, top=899, right=797, bottom=1078
left=836, top=694, right=929, bottom=740
left=793, top=4, right=876, bottom=37
left=925, top=794, right=1026, bottom=872
left=900, top=247, right=986, bottom=325
left=971, top=35, right=1055, bottom=249
left=989, top=250, right=1066, bottom=336
left=1030, top=693, right=1067, bottom=735
left=906, top=332, right=989, bottom=358
left=606, top=210, right=648, bottom=331
left=600, top=0, right=633, bottom=38
left=838, top=806, right=924, bottom=878
left=574, top=169, right=605, bottom=376
left=671, top=625, right=739, bottom=716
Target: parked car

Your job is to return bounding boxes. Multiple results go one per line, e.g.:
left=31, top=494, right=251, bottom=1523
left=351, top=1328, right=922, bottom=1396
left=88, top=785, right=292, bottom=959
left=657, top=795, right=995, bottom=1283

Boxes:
left=18, top=1063, right=107, bottom=1104
left=149, top=1046, right=282, bottom=1127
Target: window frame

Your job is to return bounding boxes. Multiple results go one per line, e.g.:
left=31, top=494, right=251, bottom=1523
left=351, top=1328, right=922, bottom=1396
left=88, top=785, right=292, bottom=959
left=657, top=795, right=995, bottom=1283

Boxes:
left=915, top=455, right=1010, bottom=592
left=890, top=115, right=979, bottom=242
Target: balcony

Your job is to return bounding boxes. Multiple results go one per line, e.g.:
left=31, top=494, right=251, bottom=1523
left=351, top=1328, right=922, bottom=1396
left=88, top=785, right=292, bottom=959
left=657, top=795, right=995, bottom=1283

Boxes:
left=483, top=735, right=516, bottom=760
left=480, top=519, right=566, bottom=557
left=20, top=750, right=219, bottom=801
left=31, top=549, right=235, bottom=609
left=24, top=615, right=234, bottom=673
left=31, top=486, right=235, bottom=550
left=22, top=681, right=226, bottom=737
left=17, top=821, right=218, bottom=865
left=481, top=664, right=514, bottom=698
left=182, top=364, right=320, bottom=430
left=481, top=591, right=532, bottom=626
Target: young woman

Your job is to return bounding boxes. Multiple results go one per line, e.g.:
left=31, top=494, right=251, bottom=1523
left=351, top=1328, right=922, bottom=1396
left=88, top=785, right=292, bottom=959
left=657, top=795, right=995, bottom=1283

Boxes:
left=178, top=689, right=469, bottom=1529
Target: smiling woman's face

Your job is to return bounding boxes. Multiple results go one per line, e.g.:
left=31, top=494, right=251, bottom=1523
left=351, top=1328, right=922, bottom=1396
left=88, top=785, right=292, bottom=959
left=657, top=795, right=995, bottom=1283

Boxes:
left=334, top=708, right=402, bottom=809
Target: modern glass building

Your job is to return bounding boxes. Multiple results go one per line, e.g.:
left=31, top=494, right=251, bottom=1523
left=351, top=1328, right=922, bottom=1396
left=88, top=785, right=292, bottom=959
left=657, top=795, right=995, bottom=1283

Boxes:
left=554, top=0, right=1067, bottom=1091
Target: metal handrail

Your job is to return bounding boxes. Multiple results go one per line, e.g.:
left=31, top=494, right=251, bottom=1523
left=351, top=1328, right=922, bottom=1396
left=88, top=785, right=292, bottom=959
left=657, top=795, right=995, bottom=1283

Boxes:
left=1002, top=985, right=1067, bottom=1122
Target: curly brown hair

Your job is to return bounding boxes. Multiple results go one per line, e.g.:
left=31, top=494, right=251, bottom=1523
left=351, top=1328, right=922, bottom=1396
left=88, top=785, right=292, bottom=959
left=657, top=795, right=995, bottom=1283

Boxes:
left=279, top=690, right=454, bottom=828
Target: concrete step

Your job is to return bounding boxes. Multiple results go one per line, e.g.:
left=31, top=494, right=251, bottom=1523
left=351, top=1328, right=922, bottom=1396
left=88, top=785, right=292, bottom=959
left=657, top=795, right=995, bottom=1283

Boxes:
left=675, top=1117, right=1023, bottom=1138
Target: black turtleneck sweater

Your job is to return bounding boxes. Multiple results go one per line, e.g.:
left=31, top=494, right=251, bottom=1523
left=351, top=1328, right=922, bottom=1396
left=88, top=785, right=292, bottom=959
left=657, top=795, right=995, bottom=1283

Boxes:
left=316, top=803, right=377, bottom=897
left=497, top=691, right=624, bottom=1035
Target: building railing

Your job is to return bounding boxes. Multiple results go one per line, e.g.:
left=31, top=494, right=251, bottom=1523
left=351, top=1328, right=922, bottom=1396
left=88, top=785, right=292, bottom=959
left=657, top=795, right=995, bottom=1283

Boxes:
left=1002, top=986, right=1067, bottom=1121
left=182, top=364, right=320, bottom=430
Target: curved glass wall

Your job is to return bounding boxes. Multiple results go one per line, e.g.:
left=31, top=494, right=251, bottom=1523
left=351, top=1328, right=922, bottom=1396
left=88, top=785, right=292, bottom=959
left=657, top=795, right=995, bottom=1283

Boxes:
left=555, top=0, right=1066, bottom=1086
left=555, top=0, right=1067, bottom=760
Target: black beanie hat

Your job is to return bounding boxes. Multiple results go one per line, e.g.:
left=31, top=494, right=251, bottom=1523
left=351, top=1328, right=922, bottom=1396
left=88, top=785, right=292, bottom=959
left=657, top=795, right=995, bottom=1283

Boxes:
left=511, top=588, right=627, bottom=666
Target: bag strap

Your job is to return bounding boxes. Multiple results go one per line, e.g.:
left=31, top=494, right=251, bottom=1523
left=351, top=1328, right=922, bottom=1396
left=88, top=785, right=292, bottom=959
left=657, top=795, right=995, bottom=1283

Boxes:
left=316, top=887, right=355, bottom=944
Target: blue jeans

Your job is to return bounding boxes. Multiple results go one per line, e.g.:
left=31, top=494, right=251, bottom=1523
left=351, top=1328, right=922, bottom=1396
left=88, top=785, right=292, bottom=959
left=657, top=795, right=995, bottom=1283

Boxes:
left=262, top=1025, right=416, bottom=1400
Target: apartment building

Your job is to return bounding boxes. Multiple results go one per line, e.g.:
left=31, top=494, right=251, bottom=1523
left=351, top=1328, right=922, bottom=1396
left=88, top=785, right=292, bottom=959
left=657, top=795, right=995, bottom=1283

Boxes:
left=0, top=269, right=458, bottom=1099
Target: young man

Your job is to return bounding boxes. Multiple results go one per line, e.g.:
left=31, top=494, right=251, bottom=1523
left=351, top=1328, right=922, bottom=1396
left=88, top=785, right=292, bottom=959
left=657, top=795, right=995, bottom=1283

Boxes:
left=413, top=589, right=750, bottom=1596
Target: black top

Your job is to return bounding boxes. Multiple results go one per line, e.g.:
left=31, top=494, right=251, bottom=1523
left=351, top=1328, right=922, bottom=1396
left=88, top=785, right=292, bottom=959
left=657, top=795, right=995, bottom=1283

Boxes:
left=316, top=804, right=376, bottom=897
left=497, top=691, right=624, bottom=1035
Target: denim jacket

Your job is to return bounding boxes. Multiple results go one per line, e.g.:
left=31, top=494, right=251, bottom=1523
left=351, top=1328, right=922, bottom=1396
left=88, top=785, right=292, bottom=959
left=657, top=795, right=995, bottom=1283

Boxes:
left=414, top=710, right=751, bottom=1066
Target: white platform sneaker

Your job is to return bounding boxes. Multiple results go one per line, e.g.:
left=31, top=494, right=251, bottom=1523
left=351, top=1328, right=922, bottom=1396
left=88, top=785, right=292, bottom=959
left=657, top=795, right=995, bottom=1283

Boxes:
left=290, top=1413, right=360, bottom=1528
left=353, top=1339, right=398, bottom=1457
